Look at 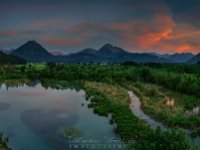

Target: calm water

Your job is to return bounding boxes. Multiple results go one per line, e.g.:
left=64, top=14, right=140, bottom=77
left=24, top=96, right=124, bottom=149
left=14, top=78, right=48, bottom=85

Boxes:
left=0, top=82, right=123, bottom=150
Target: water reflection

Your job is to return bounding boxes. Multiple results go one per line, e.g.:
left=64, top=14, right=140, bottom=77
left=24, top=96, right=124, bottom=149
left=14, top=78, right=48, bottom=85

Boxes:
left=0, top=102, right=10, bottom=111
left=0, top=80, right=118, bottom=150
left=21, top=108, right=78, bottom=133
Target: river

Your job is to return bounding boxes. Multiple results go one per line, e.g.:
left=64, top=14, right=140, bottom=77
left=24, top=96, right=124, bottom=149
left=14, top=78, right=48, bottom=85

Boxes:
left=128, top=90, right=200, bottom=149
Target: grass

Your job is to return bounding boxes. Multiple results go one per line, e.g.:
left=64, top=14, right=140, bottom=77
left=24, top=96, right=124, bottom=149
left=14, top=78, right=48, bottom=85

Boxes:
left=84, top=81, right=130, bottom=106
left=83, top=81, right=192, bottom=149
left=0, top=132, right=11, bottom=150
left=61, top=127, right=81, bottom=137
left=83, top=81, right=151, bottom=141
left=125, top=81, right=200, bottom=131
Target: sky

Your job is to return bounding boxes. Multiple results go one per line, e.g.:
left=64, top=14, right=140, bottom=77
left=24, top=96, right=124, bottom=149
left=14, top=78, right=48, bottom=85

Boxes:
left=0, top=0, right=200, bottom=54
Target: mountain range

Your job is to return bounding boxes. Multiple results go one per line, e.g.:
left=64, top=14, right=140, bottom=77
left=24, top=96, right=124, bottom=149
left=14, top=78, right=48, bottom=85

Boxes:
left=63, top=44, right=170, bottom=63
left=0, top=41, right=199, bottom=64
left=148, top=52, right=194, bottom=63
left=188, top=53, right=200, bottom=63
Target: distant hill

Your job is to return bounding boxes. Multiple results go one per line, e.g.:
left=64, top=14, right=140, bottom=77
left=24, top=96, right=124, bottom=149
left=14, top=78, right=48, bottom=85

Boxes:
left=78, top=48, right=96, bottom=55
left=10, top=40, right=197, bottom=64
left=0, top=49, right=15, bottom=54
left=97, top=44, right=127, bottom=57
left=148, top=52, right=194, bottom=63
left=147, top=52, right=170, bottom=59
left=12, top=41, right=55, bottom=62
left=0, top=51, right=26, bottom=64
left=64, top=48, right=101, bottom=63
left=167, top=53, right=194, bottom=63
left=67, top=44, right=170, bottom=63
left=188, top=53, right=200, bottom=63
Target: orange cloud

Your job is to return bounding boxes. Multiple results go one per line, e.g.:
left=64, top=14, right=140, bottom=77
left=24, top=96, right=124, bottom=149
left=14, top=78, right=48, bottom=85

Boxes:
left=109, top=14, right=200, bottom=54
left=2, top=14, right=199, bottom=54
left=157, top=24, right=200, bottom=54
left=110, top=14, right=175, bottom=50
left=172, top=24, right=200, bottom=40
left=175, top=44, right=193, bottom=52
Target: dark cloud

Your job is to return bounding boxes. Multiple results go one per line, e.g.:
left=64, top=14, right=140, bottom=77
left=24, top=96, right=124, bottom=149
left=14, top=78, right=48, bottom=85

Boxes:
left=0, top=0, right=199, bottom=54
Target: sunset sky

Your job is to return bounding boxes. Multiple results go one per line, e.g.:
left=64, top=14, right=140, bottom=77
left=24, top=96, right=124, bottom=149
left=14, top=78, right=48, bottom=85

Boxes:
left=0, top=0, right=200, bottom=54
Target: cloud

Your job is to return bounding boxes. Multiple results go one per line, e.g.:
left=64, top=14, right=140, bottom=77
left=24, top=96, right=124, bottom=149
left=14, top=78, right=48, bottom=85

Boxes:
left=1, top=13, right=199, bottom=54
left=42, top=32, right=93, bottom=46
left=106, top=14, right=200, bottom=54
left=156, top=23, right=200, bottom=53
left=50, top=15, right=200, bottom=54
left=0, top=30, right=43, bottom=37
left=29, top=18, right=68, bottom=29
left=64, top=22, right=111, bottom=34
left=0, top=31, right=20, bottom=36
left=109, top=14, right=175, bottom=50
left=175, top=44, right=193, bottom=52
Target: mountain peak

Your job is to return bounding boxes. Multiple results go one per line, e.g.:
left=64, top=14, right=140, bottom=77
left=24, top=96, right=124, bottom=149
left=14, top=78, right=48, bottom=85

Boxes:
left=188, top=52, right=200, bottom=63
left=79, top=48, right=96, bottom=54
left=28, top=40, right=36, bottom=43
left=12, top=41, right=53, bottom=62
left=25, top=40, right=41, bottom=46
left=101, top=43, right=114, bottom=49
left=99, top=43, right=125, bottom=54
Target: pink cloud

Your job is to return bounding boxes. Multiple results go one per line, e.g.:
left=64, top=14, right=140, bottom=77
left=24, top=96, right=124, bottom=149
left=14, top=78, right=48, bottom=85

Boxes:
left=1, top=14, right=200, bottom=54
left=0, top=31, right=21, bottom=36
left=42, top=32, right=93, bottom=46
left=0, top=30, right=42, bottom=37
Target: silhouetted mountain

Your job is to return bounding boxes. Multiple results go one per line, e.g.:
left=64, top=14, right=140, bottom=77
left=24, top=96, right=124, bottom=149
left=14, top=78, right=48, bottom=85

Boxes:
left=148, top=52, right=194, bottom=63
left=0, top=49, right=9, bottom=54
left=64, top=48, right=101, bottom=63
left=9, top=41, right=175, bottom=63
left=97, top=44, right=126, bottom=56
left=188, top=53, right=200, bottom=63
left=93, top=44, right=127, bottom=62
left=97, top=44, right=171, bottom=63
left=12, top=41, right=55, bottom=62
left=65, top=44, right=170, bottom=63
left=119, top=52, right=170, bottom=63
left=0, top=51, right=26, bottom=64
left=168, top=53, right=194, bottom=63
left=78, top=48, right=96, bottom=55
left=0, top=49, right=15, bottom=54
left=147, top=52, right=170, bottom=59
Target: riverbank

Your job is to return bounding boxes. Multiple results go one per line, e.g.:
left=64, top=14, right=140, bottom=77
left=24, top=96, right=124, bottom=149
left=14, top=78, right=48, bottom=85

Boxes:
left=0, top=64, right=195, bottom=149
left=125, top=81, right=200, bottom=130
left=128, top=91, right=167, bottom=130
left=82, top=81, right=192, bottom=149
left=0, top=133, right=11, bottom=150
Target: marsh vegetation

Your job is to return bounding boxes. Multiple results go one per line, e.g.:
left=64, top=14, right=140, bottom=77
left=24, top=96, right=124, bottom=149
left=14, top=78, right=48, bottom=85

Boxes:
left=0, top=63, right=199, bottom=149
